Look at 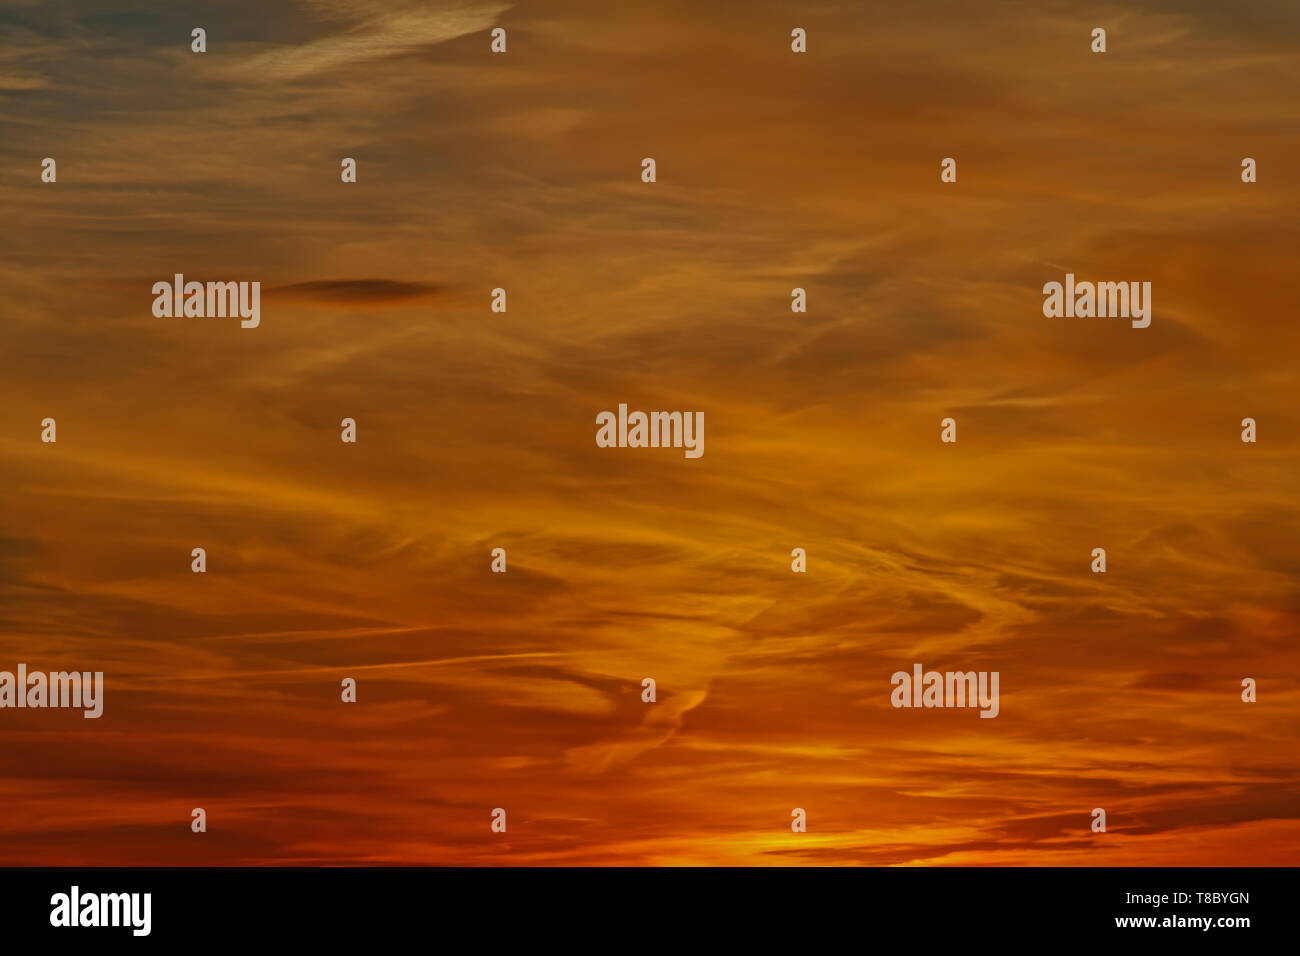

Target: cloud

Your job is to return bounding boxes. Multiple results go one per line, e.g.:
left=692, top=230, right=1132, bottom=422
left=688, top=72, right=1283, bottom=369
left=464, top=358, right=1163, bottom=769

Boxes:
left=270, top=279, right=441, bottom=305
left=224, top=1, right=510, bottom=81
left=0, top=0, right=1296, bottom=866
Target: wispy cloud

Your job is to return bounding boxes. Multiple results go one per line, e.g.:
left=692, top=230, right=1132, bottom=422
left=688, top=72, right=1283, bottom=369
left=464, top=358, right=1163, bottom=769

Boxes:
left=0, top=0, right=1296, bottom=865
left=225, top=1, right=510, bottom=80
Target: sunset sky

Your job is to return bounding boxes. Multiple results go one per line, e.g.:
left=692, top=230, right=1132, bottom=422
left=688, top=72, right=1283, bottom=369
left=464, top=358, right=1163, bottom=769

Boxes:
left=1, top=0, right=1297, bottom=865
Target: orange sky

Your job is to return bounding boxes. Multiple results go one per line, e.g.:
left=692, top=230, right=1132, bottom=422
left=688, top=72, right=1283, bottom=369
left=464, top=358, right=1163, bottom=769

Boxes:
left=0, top=0, right=1297, bottom=865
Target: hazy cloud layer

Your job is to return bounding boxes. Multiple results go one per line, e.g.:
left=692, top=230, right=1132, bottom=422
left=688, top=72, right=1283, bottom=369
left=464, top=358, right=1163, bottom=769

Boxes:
left=0, top=0, right=1296, bottom=864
